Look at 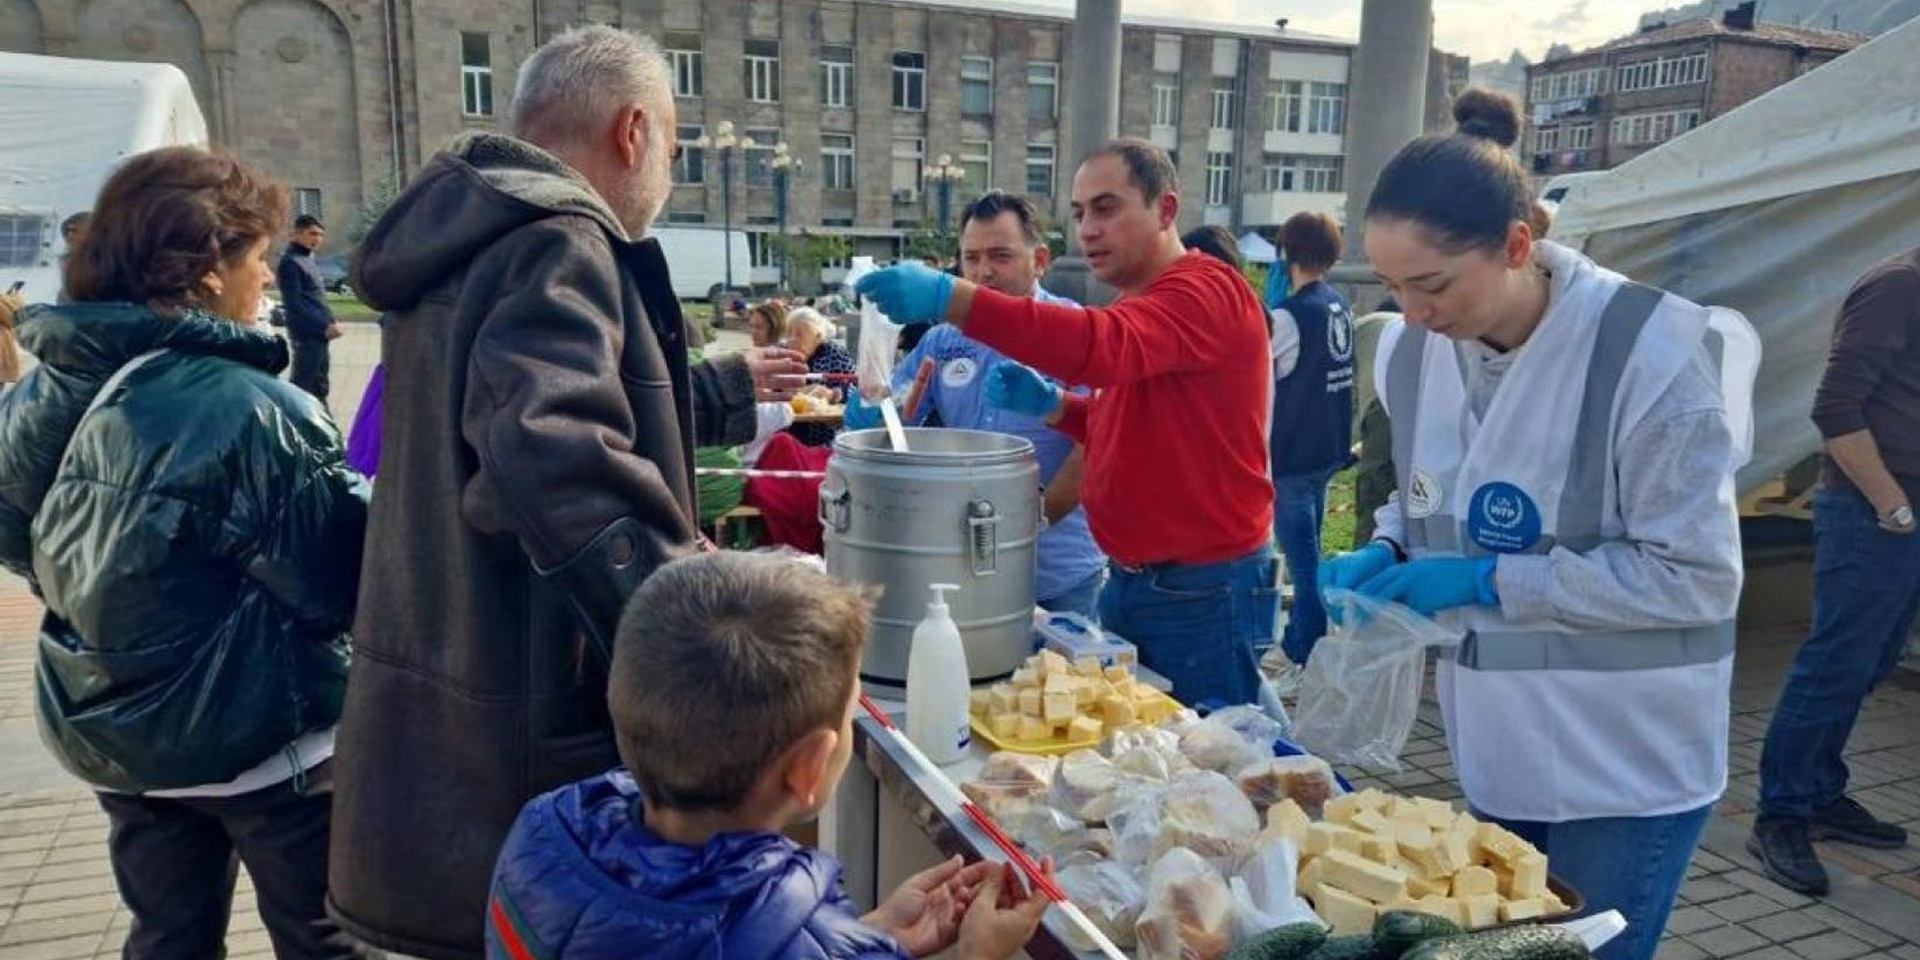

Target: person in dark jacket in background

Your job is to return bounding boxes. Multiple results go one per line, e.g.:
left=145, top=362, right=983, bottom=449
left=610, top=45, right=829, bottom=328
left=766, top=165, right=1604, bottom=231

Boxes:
left=328, top=26, right=807, bottom=959
left=277, top=214, right=340, bottom=400
left=1263, top=212, right=1355, bottom=683
left=1181, top=224, right=1243, bottom=274
left=487, top=552, right=1050, bottom=960
left=0, top=147, right=369, bottom=960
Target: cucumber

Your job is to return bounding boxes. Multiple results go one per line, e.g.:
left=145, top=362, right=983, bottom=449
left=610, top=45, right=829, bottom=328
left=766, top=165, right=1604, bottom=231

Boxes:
left=1303, top=934, right=1383, bottom=960
left=1400, top=925, right=1591, bottom=960
left=1373, top=910, right=1464, bottom=956
left=1225, top=922, right=1330, bottom=960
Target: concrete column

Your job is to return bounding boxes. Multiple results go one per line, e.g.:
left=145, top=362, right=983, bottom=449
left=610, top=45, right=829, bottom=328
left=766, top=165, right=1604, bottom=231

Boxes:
left=1340, top=0, right=1433, bottom=262
left=1046, top=0, right=1122, bottom=305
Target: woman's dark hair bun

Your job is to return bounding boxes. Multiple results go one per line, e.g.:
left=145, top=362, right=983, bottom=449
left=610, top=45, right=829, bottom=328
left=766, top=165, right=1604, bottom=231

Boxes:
left=1452, top=88, right=1522, bottom=148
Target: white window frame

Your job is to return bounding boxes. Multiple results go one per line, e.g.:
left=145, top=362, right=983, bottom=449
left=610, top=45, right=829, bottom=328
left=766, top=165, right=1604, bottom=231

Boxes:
left=745, top=39, right=781, bottom=104
left=1307, top=82, right=1345, bottom=135
left=1027, top=61, right=1059, bottom=120
left=891, top=137, right=924, bottom=195
left=1209, top=79, right=1236, bottom=131
left=959, top=139, right=992, bottom=194
left=1611, top=108, right=1701, bottom=146
left=1568, top=123, right=1594, bottom=150
left=1025, top=143, right=1055, bottom=196
left=1153, top=81, right=1180, bottom=127
left=675, top=124, right=705, bottom=184
left=748, top=231, right=777, bottom=268
left=460, top=32, right=493, bottom=117
left=743, top=127, right=779, bottom=187
left=1267, top=80, right=1303, bottom=133
left=1205, top=151, right=1232, bottom=206
left=1616, top=52, right=1706, bottom=93
left=666, top=35, right=703, bottom=99
left=821, top=44, right=853, bottom=109
left=892, top=51, right=927, bottom=111
left=1534, top=126, right=1561, bottom=153
left=1263, top=154, right=1341, bottom=193
left=959, top=55, right=994, bottom=116
left=1300, top=156, right=1341, bottom=193
left=821, top=133, right=855, bottom=191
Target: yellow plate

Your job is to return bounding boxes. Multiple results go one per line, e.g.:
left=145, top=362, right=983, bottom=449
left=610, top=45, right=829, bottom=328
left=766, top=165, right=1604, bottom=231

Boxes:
left=968, top=686, right=1184, bottom=756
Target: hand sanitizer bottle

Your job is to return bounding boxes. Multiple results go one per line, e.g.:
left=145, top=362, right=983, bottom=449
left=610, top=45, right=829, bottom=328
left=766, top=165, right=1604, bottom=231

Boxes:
left=905, top=583, right=971, bottom=764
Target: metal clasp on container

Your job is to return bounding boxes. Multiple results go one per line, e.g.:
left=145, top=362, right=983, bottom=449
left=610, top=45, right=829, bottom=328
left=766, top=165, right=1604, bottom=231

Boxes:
left=819, top=486, right=851, bottom=533
left=967, top=500, right=998, bottom=576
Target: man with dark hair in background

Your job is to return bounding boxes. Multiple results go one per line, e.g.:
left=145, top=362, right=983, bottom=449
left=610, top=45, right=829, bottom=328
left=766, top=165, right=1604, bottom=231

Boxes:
left=277, top=214, right=340, bottom=401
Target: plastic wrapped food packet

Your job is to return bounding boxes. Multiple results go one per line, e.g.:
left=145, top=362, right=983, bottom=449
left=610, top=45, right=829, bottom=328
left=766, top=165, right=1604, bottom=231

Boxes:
left=1153, top=770, right=1262, bottom=865
left=1135, top=848, right=1236, bottom=960
left=1052, top=749, right=1142, bottom=824
left=1178, top=706, right=1285, bottom=775
left=1106, top=779, right=1171, bottom=868
left=1058, top=861, right=1147, bottom=952
left=1228, top=832, right=1321, bottom=941
left=1233, top=754, right=1339, bottom=819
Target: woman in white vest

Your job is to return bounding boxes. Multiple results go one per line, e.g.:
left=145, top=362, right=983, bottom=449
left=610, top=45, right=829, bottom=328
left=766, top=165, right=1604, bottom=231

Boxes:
left=1321, top=90, right=1759, bottom=960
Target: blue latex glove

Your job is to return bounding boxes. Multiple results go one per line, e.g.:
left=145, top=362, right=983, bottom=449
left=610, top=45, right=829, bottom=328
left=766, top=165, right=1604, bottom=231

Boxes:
left=984, top=361, right=1064, bottom=418
left=842, top=391, right=883, bottom=431
left=1320, top=542, right=1398, bottom=596
left=1354, top=555, right=1499, bottom=617
left=854, top=263, right=954, bottom=326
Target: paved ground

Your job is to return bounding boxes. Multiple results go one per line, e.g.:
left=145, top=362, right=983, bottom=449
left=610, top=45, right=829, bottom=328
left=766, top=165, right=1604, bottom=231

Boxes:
left=2, top=323, right=1917, bottom=958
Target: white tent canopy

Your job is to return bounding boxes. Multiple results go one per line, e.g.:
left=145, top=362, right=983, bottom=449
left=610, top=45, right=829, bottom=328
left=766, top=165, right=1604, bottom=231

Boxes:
left=1549, top=18, right=1920, bottom=494
left=0, top=53, right=207, bottom=303
left=1237, top=232, right=1278, bottom=264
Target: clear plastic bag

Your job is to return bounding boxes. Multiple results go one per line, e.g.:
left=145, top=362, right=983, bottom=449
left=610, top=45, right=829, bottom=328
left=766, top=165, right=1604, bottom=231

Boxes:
left=1135, top=848, right=1236, bottom=960
left=1051, top=749, right=1136, bottom=824
left=854, top=295, right=902, bottom=400
left=1153, top=770, right=1262, bottom=866
left=1106, top=780, right=1172, bottom=868
left=1179, top=705, right=1286, bottom=774
left=1228, top=833, right=1322, bottom=941
left=1057, top=860, right=1146, bottom=951
left=1291, top=589, right=1457, bottom=773
left=1232, top=754, right=1339, bottom=819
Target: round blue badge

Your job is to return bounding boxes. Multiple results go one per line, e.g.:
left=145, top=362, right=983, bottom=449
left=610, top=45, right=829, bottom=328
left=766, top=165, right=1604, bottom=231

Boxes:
left=1467, top=482, right=1543, bottom=554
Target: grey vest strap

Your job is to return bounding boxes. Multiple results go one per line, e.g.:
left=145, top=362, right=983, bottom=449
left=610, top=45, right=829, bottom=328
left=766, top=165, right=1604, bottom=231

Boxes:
left=1386, top=324, right=1440, bottom=547
left=1555, top=283, right=1665, bottom=552
left=1457, top=619, right=1735, bottom=672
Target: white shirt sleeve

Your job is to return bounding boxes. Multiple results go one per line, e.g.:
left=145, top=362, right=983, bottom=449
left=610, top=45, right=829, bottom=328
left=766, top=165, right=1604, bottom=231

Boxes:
left=1269, top=308, right=1301, bottom=380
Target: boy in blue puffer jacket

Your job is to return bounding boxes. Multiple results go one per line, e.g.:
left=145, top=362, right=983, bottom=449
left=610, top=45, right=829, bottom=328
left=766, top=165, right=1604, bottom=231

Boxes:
left=485, top=552, right=1052, bottom=960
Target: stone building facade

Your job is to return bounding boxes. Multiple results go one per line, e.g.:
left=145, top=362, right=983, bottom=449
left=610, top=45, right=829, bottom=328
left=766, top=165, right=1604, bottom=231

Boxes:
left=1524, top=7, right=1861, bottom=181
left=2, top=0, right=1353, bottom=270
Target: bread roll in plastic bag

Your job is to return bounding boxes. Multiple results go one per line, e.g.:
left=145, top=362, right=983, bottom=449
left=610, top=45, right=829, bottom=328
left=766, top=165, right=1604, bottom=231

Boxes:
left=1153, top=770, right=1261, bottom=865
left=1057, top=861, right=1146, bottom=951
left=1136, top=848, right=1235, bottom=960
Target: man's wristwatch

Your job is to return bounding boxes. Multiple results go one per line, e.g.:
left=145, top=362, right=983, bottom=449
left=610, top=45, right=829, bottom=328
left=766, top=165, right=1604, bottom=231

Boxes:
left=1883, top=504, right=1915, bottom=528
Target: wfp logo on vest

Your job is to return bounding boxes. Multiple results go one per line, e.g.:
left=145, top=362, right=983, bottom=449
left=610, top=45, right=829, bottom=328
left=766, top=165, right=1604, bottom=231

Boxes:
left=1326, top=308, right=1354, bottom=363
left=941, top=357, right=978, bottom=389
left=1468, top=481, right=1542, bottom=554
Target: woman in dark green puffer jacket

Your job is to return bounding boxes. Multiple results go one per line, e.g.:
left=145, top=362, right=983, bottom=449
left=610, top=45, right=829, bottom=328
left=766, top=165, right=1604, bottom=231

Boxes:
left=0, top=147, right=369, bottom=959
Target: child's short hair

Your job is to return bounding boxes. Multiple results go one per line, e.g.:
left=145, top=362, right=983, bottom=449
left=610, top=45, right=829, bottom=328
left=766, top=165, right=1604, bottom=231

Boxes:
left=1280, top=212, right=1343, bottom=274
left=609, top=552, right=874, bottom=812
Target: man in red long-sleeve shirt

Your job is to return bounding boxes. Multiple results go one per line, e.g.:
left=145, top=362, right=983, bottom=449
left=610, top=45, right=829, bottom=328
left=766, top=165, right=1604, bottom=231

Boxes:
left=858, top=138, right=1276, bottom=706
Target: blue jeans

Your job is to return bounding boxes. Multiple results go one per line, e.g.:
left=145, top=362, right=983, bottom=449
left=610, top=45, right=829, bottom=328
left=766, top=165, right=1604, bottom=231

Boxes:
left=1098, top=547, right=1277, bottom=707
left=1274, top=464, right=1341, bottom=665
left=1040, top=568, right=1106, bottom=623
left=1759, top=485, right=1920, bottom=820
left=1489, top=804, right=1713, bottom=960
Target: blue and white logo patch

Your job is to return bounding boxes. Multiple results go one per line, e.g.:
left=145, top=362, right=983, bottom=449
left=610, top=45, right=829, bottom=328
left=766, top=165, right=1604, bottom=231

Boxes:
left=941, top=357, right=978, bottom=389
left=1327, top=307, right=1354, bottom=363
left=1467, top=481, right=1542, bottom=554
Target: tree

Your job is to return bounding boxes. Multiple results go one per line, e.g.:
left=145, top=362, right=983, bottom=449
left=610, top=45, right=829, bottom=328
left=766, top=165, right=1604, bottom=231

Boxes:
left=1033, top=210, right=1069, bottom=260
left=900, top=221, right=949, bottom=264
left=769, top=231, right=854, bottom=295
left=349, top=173, right=401, bottom=244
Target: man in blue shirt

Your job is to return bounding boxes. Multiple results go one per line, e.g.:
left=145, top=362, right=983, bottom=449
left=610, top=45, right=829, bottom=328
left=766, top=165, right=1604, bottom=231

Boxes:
left=892, top=192, right=1108, bottom=618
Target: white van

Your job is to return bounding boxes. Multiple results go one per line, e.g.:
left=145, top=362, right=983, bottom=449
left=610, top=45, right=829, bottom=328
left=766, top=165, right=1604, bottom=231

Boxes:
left=646, top=225, right=754, bottom=301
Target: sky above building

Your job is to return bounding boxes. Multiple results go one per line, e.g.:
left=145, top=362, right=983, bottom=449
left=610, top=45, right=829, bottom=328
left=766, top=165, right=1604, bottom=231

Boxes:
left=1029, top=0, right=1682, bottom=63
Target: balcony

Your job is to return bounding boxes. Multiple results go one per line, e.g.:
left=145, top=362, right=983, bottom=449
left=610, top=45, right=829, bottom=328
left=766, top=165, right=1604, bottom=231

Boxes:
left=1241, top=190, right=1345, bottom=228
left=1263, top=130, right=1342, bottom=155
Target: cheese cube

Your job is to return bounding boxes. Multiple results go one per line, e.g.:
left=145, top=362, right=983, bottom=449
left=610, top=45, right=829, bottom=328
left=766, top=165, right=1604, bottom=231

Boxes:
left=969, top=690, right=992, bottom=718
left=989, top=713, right=1020, bottom=739
left=1305, top=823, right=1356, bottom=856
left=1322, top=793, right=1365, bottom=825
left=988, top=685, right=1019, bottom=715
left=1399, top=830, right=1458, bottom=878
left=1314, top=884, right=1378, bottom=936
left=1266, top=799, right=1312, bottom=848
left=1036, top=649, right=1071, bottom=679
left=1402, top=864, right=1449, bottom=899
left=1351, top=788, right=1393, bottom=811
left=1509, top=852, right=1548, bottom=899
left=1474, top=823, right=1531, bottom=865
left=1073, top=681, right=1098, bottom=708
left=1103, top=664, right=1131, bottom=683
left=1411, top=897, right=1468, bottom=926
left=1011, top=666, right=1038, bottom=689
left=1394, top=820, right=1434, bottom=851
left=1042, top=691, right=1076, bottom=724
left=1499, top=898, right=1546, bottom=923
left=1319, top=850, right=1409, bottom=904
left=1359, top=833, right=1397, bottom=865
left=1100, top=695, right=1137, bottom=727
left=1462, top=894, right=1500, bottom=929
left=1018, top=688, right=1043, bottom=717
left=1451, top=865, right=1499, bottom=899
left=1015, top=716, right=1051, bottom=742
left=1542, top=890, right=1570, bottom=916
left=1421, top=805, right=1458, bottom=830
left=1389, top=796, right=1426, bottom=821
left=1067, top=715, right=1103, bottom=741
left=1044, top=673, right=1073, bottom=695
left=1074, top=656, right=1103, bottom=677
left=1350, top=808, right=1393, bottom=836
left=1441, top=824, right=1474, bottom=873
left=1297, top=855, right=1326, bottom=900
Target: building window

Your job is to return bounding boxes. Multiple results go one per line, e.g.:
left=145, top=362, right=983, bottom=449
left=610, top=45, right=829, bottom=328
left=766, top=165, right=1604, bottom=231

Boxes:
left=1611, top=108, right=1701, bottom=145
left=1262, top=154, right=1341, bottom=193
left=1533, top=126, right=1561, bottom=153
left=1028, top=61, right=1058, bottom=120
left=748, top=232, right=777, bottom=269
left=1026, top=143, right=1055, bottom=196
left=1267, top=81, right=1304, bottom=133
left=822, top=133, right=854, bottom=191
left=1153, top=34, right=1182, bottom=72
left=1534, top=68, right=1608, bottom=102
left=1615, top=52, right=1706, bottom=93
left=892, top=52, right=926, bottom=111
left=1568, top=123, right=1594, bottom=150
left=744, top=127, right=779, bottom=187
left=1530, top=75, right=1549, bottom=102
left=959, top=56, right=994, bottom=116
left=0, top=213, right=43, bottom=268
left=959, top=139, right=992, bottom=194
left=666, top=33, right=703, bottom=99
left=745, top=39, right=780, bottom=103
left=821, top=44, right=853, bottom=108
left=1153, top=81, right=1180, bottom=127
left=1307, top=82, right=1345, bottom=135
left=460, top=32, right=493, bottom=117
left=293, top=187, right=323, bottom=220
left=675, top=124, right=705, bottom=184
left=665, top=210, right=708, bottom=224
left=1209, top=77, right=1236, bottom=131
left=1205, top=151, right=1232, bottom=205
left=891, top=137, right=924, bottom=197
